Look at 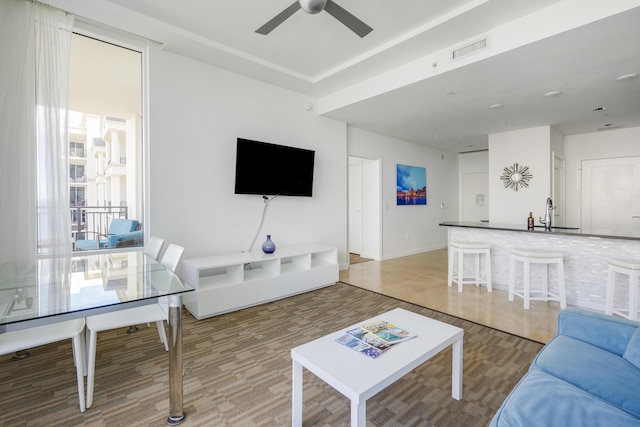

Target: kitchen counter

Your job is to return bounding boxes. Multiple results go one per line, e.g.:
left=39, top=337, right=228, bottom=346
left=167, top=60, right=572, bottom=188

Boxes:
left=439, top=221, right=640, bottom=241
left=439, top=221, right=640, bottom=311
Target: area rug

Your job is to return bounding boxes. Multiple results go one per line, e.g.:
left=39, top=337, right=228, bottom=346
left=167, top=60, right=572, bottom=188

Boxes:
left=0, top=282, right=542, bottom=426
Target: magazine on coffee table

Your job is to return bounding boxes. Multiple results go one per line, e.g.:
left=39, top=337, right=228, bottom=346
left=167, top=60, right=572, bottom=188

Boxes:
left=335, top=320, right=416, bottom=359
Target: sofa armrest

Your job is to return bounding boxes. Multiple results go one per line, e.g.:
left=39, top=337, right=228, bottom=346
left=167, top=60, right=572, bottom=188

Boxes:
left=558, top=308, right=640, bottom=356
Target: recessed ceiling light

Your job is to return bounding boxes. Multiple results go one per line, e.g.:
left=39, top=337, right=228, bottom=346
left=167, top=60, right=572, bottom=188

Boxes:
left=489, top=103, right=503, bottom=109
left=446, top=91, right=455, bottom=96
left=544, top=90, right=561, bottom=97
left=617, top=73, right=638, bottom=81
left=598, top=124, right=622, bottom=131
left=502, top=123, right=512, bottom=127
left=592, top=106, right=607, bottom=112
left=435, top=133, right=444, bottom=138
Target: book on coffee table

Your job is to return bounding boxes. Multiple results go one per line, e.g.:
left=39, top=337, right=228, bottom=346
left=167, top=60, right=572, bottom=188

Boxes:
left=335, top=320, right=416, bottom=359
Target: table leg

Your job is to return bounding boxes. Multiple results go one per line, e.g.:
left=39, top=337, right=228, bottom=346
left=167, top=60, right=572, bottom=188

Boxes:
left=351, top=398, right=366, bottom=427
left=452, top=335, right=463, bottom=400
left=167, top=294, right=186, bottom=425
left=292, top=360, right=303, bottom=427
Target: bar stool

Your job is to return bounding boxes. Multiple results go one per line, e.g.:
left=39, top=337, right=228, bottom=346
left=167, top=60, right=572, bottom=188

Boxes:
left=605, top=258, right=640, bottom=321
left=509, top=249, right=566, bottom=310
left=448, top=241, right=492, bottom=293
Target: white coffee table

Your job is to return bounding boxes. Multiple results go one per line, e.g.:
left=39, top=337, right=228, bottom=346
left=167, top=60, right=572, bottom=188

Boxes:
left=291, top=308, right=463, bottom=427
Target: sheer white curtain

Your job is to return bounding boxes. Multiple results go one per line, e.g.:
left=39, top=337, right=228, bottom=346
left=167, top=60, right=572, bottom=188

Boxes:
left=34, top=2, right=74, bottom=257
left=0, top=0, right=73, bottom=263
left=0, top=0, right=37, bottom=264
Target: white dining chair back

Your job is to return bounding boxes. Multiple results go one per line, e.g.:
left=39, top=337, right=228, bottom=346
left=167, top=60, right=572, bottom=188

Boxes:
left=143, top=236, right=165, bottom=261
left=85, top=242, right=185, bottom=409
left=0, top=319, right=87, bottom=412
left=160, top=243, right=185, bottom=273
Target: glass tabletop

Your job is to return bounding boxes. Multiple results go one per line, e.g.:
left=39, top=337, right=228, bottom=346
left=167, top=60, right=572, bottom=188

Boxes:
left=0, top=251, right=193, bottom=328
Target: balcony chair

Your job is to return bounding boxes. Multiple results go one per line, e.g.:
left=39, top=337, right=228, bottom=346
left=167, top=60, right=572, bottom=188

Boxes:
left=85, top=243, right=185, bottom=409
left=75, top=218, right=142, bottom=250
left=0, top=319, right=87, bottom=412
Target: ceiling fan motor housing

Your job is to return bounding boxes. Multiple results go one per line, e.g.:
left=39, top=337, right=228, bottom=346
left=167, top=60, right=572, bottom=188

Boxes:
left=299, top=0, right=327, bottom=14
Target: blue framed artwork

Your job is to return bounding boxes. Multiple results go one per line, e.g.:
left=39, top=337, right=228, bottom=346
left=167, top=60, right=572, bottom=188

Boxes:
left=396, top=164, right=427, bottom=205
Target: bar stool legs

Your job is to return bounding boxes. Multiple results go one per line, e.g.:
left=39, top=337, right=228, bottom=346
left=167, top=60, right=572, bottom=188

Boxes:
left=509, top=249, right=566, bottom=310
left=605, top=259, right=640, bottom=321
left=448, top=242, right=492, bottom=292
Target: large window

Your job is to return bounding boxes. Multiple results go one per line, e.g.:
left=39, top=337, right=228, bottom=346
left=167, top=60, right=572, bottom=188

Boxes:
left=68, top=32, right=143, bottom=251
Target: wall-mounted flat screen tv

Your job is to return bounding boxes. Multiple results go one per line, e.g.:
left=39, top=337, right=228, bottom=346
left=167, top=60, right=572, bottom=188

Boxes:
left=234, top=138, right=315, bottom=197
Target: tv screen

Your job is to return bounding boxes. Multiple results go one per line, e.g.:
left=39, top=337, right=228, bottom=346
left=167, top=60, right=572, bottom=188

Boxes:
left=234, top=138, right=315, bottom=197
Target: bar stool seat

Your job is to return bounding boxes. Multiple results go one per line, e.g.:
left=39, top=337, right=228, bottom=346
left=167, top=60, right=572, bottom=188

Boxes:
left=509, top=248, right=566, bottom=310
left=448, top=241, right=492, bottom=292
left=605, top=258, right=640, bottom=321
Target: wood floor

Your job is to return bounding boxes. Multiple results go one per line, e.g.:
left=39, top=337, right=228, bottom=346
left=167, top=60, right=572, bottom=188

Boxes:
left=340, top=248, right=561, bottom=343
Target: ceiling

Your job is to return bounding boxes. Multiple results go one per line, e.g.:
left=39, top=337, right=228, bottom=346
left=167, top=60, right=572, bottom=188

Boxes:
left=54, top=0, right=640, bottom=152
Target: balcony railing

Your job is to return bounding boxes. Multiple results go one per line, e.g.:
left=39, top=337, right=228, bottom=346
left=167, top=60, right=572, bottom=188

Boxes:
left=70, top=205, right=130, bottom=251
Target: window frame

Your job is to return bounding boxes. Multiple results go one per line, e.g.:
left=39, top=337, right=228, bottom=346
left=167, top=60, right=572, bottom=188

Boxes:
left=69, top=20, right=149, bottom=252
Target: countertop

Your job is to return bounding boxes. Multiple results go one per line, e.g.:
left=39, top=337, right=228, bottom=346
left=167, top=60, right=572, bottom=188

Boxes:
left=439, top=221, right=640, bottom=241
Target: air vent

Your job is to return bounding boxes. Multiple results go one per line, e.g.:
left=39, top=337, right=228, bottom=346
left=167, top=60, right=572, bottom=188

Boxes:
left=451, top=38, right=488, bottom=61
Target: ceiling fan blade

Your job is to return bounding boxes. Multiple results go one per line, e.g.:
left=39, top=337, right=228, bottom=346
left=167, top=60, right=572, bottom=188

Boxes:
left=324, top=0, right=373, bottom=38
left=255, top=1, right=301, bottom=35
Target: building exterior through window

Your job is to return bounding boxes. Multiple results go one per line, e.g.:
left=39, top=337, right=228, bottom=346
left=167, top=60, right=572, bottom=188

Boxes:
left=68, top=32, right=143, bottom=251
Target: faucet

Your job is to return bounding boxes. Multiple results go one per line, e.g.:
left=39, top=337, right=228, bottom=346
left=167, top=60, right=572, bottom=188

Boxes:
left=539, top=197, right=555, bottom=231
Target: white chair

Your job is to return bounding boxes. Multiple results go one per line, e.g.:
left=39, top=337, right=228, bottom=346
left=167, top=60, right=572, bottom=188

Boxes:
left=448, top=241, right=492, bottom=292
left=143, top=236, right=165, bottom=261
left=85, top=243, right=185, bottom=409
left=0, top=319, right=87, bottom=412
left=605, top=258, right=640, bottom=321
left=156, top=243, right=185, bottom=316
left=159, top=243, right=185, bottom=273
left=509, top=248, right=566, bottom=310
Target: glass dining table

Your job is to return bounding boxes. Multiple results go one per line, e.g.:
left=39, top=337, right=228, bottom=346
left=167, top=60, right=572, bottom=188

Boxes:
left=0, top=250, right=194, bottom=425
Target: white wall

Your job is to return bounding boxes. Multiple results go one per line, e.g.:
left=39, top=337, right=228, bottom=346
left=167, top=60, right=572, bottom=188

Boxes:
left=489, top=126, right=552, bottom=224
left=564, top=126, right=640, bottom=227
left=348, top=127, right=457, bottom=260
left=147, top=45, right=349, bottom=267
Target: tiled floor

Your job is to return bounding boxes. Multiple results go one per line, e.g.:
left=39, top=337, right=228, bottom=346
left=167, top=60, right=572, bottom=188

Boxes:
left=340, top=248, right=561, bottom=343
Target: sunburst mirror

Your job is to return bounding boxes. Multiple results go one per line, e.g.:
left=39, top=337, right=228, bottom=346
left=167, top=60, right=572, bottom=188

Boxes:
left=500, top=163, right=533, bottom=191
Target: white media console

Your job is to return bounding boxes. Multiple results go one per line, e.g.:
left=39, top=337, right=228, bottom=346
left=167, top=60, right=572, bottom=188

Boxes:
left=181, top=244, right=339, bottom=319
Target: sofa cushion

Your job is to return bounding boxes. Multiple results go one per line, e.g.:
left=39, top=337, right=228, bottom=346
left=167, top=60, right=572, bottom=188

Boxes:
left=533, top=335, right=640, bottom=418
left=109, top=218, right=139, bottom=235
left=623, top=328, right=640, bottom=369
left=490, top=369, right=640, bottom=427
left=559, top=308, right=640, bottom=356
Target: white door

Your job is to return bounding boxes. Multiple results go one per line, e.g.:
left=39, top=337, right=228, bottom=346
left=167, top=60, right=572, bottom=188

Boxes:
left=582, top=156, right=640, bottom=234
left=462, top=172, right=489, bottom=222
left=348, top=158, right=363, bottom=254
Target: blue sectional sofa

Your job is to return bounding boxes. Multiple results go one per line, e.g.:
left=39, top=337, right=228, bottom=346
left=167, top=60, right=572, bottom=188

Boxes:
left=490, top=308, right=640, bottom=426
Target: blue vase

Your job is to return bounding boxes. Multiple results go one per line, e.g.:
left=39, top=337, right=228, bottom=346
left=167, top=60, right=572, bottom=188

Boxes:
left=262, top=235, right=276, bottom=254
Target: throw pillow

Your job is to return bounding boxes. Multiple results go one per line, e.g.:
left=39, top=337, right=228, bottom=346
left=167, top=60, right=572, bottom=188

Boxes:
left=623, top=328, right=640, bottom=369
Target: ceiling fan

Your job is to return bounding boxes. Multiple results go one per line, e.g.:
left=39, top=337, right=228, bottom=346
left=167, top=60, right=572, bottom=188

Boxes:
left=256, top=0, right=373, bottom=38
